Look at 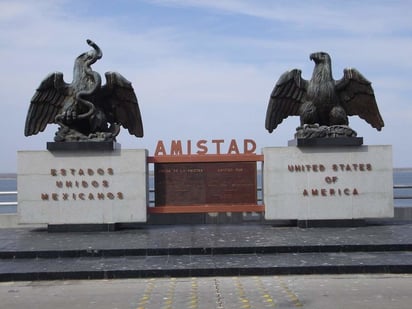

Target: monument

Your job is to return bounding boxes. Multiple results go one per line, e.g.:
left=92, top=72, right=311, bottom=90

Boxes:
left=265, top=51, right=384, bottom=144
left=16, top=44, right=394, bottom=227
left=263, top=52, right=393, bottom=222
left=149, top=139, right=263, bottom=218
left=18, top=40, right=148, bottom=228
left=24, top=39, right=143, bottom=144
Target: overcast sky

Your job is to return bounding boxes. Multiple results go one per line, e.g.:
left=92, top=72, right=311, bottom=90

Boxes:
left=0, top=0, right=411, bottom=172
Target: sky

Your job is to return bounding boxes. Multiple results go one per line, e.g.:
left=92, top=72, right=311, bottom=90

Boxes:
left=0, top=0, right=411, bottom=172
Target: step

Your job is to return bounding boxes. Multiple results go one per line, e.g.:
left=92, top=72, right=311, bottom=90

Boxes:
left=1, top=243, right=412, bottom=259
left=1, top=251, right=412, bottom=281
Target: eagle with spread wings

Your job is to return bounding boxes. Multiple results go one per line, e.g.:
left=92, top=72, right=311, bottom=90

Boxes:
left=24, top=39, right=143, bottom=142
left=265, top=52, right=384, bottom=135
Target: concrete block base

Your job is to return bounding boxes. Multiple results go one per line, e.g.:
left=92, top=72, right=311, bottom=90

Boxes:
left=263, top=145, right=394, bottom=220
left=18, top=149, right=148, bottom=224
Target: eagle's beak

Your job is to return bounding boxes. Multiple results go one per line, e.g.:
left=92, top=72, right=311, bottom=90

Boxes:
left=310, top=53, right=317, bottom=61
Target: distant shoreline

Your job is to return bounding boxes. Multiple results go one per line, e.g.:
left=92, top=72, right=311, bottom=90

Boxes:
left=394, top=168, right=412, bottom=172
left=0, top=173, right=17, bottom=179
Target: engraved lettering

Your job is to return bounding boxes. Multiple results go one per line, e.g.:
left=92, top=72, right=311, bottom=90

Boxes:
left=107, top=192, right=115, bottom=200
left=41, top=193, right=49, bottom=200
left=303, top=188, right=360, bottom=197
left=325, top=176, right=338, bottom=184
left=288, top=164, right=326, bottom=172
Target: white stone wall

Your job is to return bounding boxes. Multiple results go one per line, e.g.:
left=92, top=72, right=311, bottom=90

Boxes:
left=18, top=149, right=148, bottom=224
left=263, top=146, right=393, bottom=220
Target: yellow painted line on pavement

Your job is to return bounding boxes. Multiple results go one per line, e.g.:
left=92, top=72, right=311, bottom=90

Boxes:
left=278, top=276, right=304, bottom=307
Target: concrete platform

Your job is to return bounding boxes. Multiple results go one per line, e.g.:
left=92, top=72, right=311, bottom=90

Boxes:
left=1, top=221, right=412, bottom=281
left=2, top=275, right=412, bottom=309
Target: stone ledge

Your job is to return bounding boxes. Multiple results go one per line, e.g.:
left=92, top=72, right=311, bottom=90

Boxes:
left=46, top=141, right=120, bottom=151
left=288, top=137, right=363, bottom=147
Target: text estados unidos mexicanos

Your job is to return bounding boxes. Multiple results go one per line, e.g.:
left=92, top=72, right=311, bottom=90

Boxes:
left=40, top=168, right=124, bottom=201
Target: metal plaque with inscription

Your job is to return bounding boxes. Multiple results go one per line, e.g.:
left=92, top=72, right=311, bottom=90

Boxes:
left=155, top=162, right=257, bottom=206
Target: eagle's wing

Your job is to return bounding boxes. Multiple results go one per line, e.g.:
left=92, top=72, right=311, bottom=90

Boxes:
left=336, top=68, right=384, bottom=131
left=99, top=72, right=143, bottom=137
left=265, top=69, right=307, bottom=133
left=24, top=72, right=70, bottom=136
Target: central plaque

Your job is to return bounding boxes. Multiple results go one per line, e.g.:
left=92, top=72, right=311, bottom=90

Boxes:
left=155, top=162, right=257, bottom=206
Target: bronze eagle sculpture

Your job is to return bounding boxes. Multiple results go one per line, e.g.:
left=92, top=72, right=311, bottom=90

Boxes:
left=25, top=39, right=143, bottom=142
left=265, top=52, right=384, bottom=138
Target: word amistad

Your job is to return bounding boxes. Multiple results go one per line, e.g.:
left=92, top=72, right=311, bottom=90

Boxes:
left=154, top=139, right=257, bottom=156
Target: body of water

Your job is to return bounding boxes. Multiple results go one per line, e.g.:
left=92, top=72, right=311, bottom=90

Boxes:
left=392, top=169, right=412, bottom=207
left=0, top=177, right=18, bottom=213
left=1, top=169, right=411, bottom=213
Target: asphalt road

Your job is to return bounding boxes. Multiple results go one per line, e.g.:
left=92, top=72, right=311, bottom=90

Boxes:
left=1, top=274, right=411, bottom=309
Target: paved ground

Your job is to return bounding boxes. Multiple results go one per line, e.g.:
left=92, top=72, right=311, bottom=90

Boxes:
left=1, top=274, right=412, bottom=309
left=1, top=222, right=412, bottom=307
left=1, top=222, right=412, bottom=280
left=2, top=221, right=412, bottom=254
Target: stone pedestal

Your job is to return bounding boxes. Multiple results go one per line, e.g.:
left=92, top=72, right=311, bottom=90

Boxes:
left=263, top=145, right=393, bottom=220
left=288, top=137, right=363, bottom=147
left=17, top=149, right=148, bottom=225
